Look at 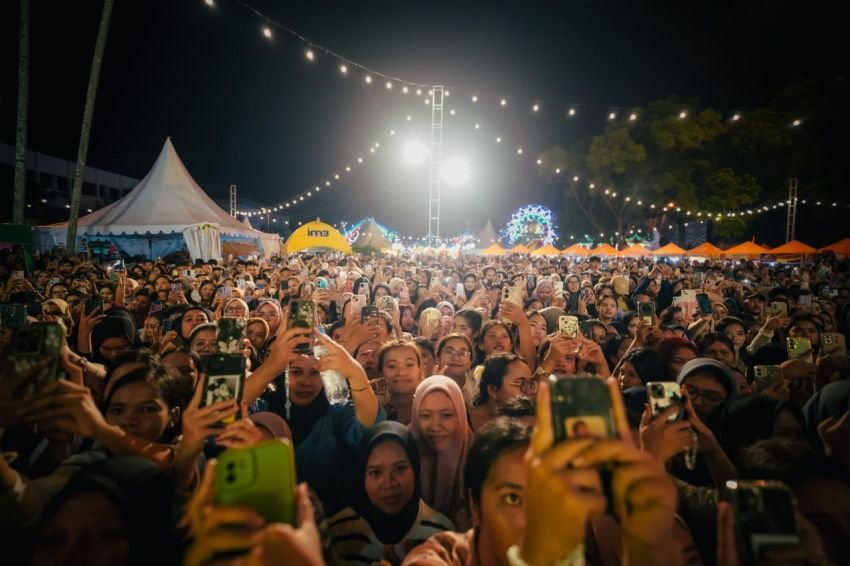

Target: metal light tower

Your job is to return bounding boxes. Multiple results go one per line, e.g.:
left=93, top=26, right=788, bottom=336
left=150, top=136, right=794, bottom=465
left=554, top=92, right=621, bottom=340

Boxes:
left=427, top=85, right=444, bottom=243
left=229, top=184, right=237, bottom=216
left=785, top=177, right=798, bottom=243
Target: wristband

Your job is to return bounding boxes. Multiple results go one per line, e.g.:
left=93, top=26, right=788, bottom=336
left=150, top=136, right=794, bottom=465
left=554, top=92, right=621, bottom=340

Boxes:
left=506, top=544, right=585, bottom=566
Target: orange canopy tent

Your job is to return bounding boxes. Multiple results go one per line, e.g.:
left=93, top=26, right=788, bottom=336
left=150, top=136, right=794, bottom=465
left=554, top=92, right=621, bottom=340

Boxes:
left=617, top=243, right=650, bottom=257
left=769, top=240, right=817, bottom=256
left=480, top=243, right=506, bottom=257
left=561, top=243, right=591, bottom=256
left=687, top=242, right=725, bottom=257
left=531, top=244, right=562, bottom=256
left=723, top=241, right=770, bottom=258
left=652, top=242, right=688, bottom=256
left=508, top=244, right=530, bottom=254
left=819, top=238, right=850, bottom=257
left=592, top=243, right=618, bottom=256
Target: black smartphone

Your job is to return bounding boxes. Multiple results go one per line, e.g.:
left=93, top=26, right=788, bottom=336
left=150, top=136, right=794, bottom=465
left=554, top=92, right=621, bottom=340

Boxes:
left=85, top=295, right=104, bottom=315
left=8, top=322, right=65, bottom=395
left=695, top=293, right=712, bottom=316
left=579, top=321, right=595, bottom=340
left=637, top=301, right=656, bottom=326
left=725, top=480, right=799, bottom=563
left=287, top=299, right=315, bottom=355
left=201, top=353, right=247, bottom=426
left=361, top=305, right=379, bottom=325
left=217, top=318, right=247, bottom=354
left=549, top=375, right=617, bottom=442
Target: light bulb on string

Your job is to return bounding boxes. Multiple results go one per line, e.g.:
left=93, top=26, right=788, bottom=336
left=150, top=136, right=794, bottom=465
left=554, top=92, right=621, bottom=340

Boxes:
left=385, top=81, right=393, bottom=90
left=339, top=64, right=348, bottom=74
left=402, top=86, right=408, bottom=94
left=629, top=113, right=637, bottom=121
left=608, top=112, right=616, bottom=120
left=568, top=108, right=576, bottom=116
left=305, top=49, right=315, bottom=61
left=474, top=123, right=480, bottom=129
left=732, top=113, right=740, bottom=121
left=471, top=95, right=478, bottom=102
left=364, top=75, right=372, bottom=84
left=416, top=89, right=422, bottom=96
left=262, top=25, right=273, bottom=39
left=532, top=103, right=540, bottom=112
left=678, top=111, right=688, bottom=119
left=204, top=0, right=214, bottom=6
left=500, top=98, right=507, bottom=107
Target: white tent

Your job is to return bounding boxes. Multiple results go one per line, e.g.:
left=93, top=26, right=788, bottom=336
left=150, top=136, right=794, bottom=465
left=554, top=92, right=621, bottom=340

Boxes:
left=352, top=218, right=393, bottom=251
left=35, top=138, right=278, bottom=260
left=477, top=219, right=499, bottom=247
left=241, top=216, right=254, bottom=229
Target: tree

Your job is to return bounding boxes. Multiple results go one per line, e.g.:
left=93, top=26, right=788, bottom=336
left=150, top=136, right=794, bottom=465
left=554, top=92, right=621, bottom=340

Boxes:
left=13, top=0, right=29, bottom=225
left=66, top=0, right=114, bottom=254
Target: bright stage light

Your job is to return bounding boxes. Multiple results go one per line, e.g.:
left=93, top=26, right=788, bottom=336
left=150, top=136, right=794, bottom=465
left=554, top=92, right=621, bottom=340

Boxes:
left=442, top=157, right=470, bottom=185
left=403, top=140, right=429, bottom=165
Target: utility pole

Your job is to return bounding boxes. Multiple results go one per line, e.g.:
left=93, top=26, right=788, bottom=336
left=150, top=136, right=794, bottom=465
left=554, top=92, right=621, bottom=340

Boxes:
left=427, top=85, right=444, bottom=243
left=13, top=0, right=29, bottom=224
left=66, top=0, right=114, bottom=254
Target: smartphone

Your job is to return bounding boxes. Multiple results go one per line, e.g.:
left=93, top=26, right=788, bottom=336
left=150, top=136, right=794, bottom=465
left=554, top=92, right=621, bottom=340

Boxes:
left=647, top=382, right=684, bottom=422
left=349, top=294, right=367, bottom=316
left=361, top=305, right=380, bottom=325
left=315, top=278, right=328, bottom=290
left=377, top=295, right=395, bottom=312
left=797, top=294, right=812, bottom=308
left=213, top=439, right=297, bottom=525
left=455, top=283, right=465, bottom=297
left=85, top=295, right=104, bottom=315
left=637, top=301, right=656, bottom=326
left=8, top=322, right=64, bottom=395
left=753, top=365, right=782, bottom=391
left=725, top=479, right=799, bottom=563
left=181, top=269, right=195, bottom=279
left=693, top=271, right=704, bottom=287
left=553, top=281, right=564, bottom=296
left=0, top=304, right=28, bottom=329
left=785, top=337, right=812, bottom=361
left=217, top=318, right=247, bottom=354
left=112, top=260, right=125, bottom=273
left=287, top=299, right=315, bottom=355
left=695, top=293, right=712, bottom=316
left=216, top=286, right=232, bottom=298
left=148, top=303, right=163, bottom=315
left=821, top=332, right=847, bottom=357
left=11, top=270, right=25, bottom=280
left=170, top=282, right=183, bottom=295
left=421, top=309, right=441, bottom=332
left=201, top=354, right=246, bottom=426
left=549, top=375, right=617, bottom=442
left=768, top=302, right=787, bottom=318
left=558, top=315, right=579, bottom=338
left=501, top=286, right=522, bottom=307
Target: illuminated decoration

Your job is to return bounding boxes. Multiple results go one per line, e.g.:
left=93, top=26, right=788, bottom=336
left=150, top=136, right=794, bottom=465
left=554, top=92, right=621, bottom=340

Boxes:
left=341, top=218, right=399, bottom=244
left=502, top=205, right=559, bottom=247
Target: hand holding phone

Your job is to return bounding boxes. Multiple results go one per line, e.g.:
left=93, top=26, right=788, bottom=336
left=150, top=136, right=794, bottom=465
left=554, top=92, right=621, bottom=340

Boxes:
left=287, top=300, right=316, bottom=355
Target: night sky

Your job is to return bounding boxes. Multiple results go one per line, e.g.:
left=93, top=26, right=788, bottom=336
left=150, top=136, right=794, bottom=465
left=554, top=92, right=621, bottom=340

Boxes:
left=1, top=0, right=845, bottom=237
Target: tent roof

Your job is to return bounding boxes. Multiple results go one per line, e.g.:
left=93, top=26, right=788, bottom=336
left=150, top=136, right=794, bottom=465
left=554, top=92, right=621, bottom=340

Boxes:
left=509, top=244, right=530, bottom=253
left=592, top=243, right=618, bottom=256
left=480, top=243, right=506, bottom=256
left=819, top=237, right=850, bottom=254
left=352, top=218, right=393, bottom=250
left=687, top=242, right=725, bottom=257
left=769, top=240, right=817, bottom=255
left=561, top=243, right=591, bottom=256
left=531, top=244, right=561, bottom=256
left=285, top=220, right=351, bottom=254
left=723, top=240, right=770, bottom=257
left=652, top=242, right=688, bottom=256
left=241, top=216, right=254, bottom=229
left=617, top=243, right=649, bottom=257
left=477, top=219, right=499, bottom=245
left=42, top=138, right=253, bottom=237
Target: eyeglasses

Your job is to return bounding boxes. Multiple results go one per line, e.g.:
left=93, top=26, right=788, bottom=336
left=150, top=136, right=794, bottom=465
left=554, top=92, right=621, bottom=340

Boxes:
left=683, top=384, right=726, bottom=405
left=443, top=348, right=471, bottom=360
left=510, top=378, right=538, bottom=394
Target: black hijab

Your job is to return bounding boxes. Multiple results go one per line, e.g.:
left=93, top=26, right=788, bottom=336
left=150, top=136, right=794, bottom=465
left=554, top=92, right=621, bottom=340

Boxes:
left=352, top=421, right=422, bottom=545
left=285, top=383, right=331, bottom=446
left=90, top=309, right=138, bottom=366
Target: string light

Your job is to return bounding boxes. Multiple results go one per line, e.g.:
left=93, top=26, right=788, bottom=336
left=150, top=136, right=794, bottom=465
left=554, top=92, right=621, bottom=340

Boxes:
left=364, top=75, right=372, bottom=84
left=732, top=113, right=740, bottom=121
left=500, top=98, right=507, bottom=107
left=305, top=49, right=315, bottom=61
left=262, top=25, right=272, bottom=38
left=402, top=86, right=408, bottom=94
left=203, top=0, right=214, bottom=6
left=474, top=123, right=480, bottom=129
left=532, top=103, right=540, bottom=112
left=629, top=113, right=637, bottom=121
left=792, top=118, right=802, bottom=127
left=339, top=64, right=348, bottom=74
left=385, top=81, right=393, bottom=90
left=471, top=95, right=478, bottom=102
left=568, top=108, right=576, bottom=116
left=608, top=112, right=616, bottom=120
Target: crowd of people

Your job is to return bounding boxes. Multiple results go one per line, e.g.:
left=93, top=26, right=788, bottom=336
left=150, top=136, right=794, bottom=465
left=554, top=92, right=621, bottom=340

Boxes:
left=1, top=245, right=848, bottom=565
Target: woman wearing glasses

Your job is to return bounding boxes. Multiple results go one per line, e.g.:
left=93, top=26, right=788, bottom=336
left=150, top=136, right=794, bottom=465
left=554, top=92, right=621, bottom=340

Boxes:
left=468, top=352, right=535, bottom=431
left=435, top=334, right=475, bottom=405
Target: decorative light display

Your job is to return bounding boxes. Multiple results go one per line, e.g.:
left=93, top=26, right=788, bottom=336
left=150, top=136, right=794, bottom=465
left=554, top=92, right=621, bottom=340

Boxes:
left=341, top=218, right=400, bottom=244
left=502, top=205, right=559, bottom=246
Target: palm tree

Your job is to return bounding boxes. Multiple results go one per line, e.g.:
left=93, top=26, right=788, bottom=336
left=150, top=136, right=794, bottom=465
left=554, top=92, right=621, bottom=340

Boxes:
left=66, top=0, right=114, bottom=253
left=13, top=0, right=29, bottom=225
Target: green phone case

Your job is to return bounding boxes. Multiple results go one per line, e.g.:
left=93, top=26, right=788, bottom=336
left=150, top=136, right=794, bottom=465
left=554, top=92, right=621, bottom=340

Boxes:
left=213, top=439, right=297, bottom=525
